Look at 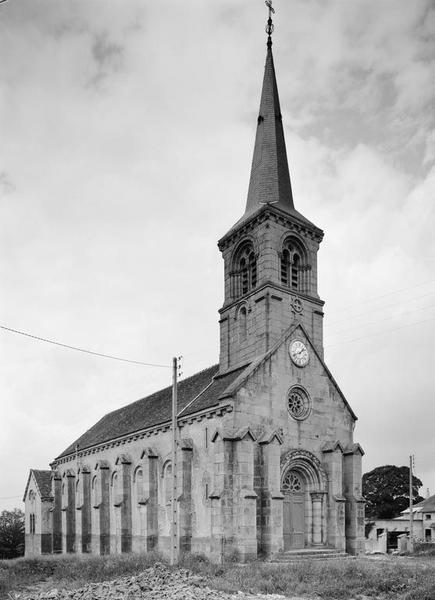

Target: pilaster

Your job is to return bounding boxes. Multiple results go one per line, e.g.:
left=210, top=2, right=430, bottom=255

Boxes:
left=210, top=428, right=258, bottom=562
left=258, top=431, right=284, bottom=556
left=78, top=466, right=91, bottom=553
left=310, top=491, right=326, bottom=545
left=343, top=444, right=365, bottom=555
left=178, top=439, right=193, bottom=553
left=322, top=442, right=346, bottom=550
left=52, top=472, right=62, bottom=553
left=115, top=454, right=132, bottom=553
left=65, top=470, right=76, bottom=553
left=137, top=448, right=159, bottom=552
left=96, top=460, right=110, bottom=555
left=233, top=432, right=257, bottom=560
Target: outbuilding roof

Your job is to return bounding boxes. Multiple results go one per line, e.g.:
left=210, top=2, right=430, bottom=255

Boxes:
left=413, top=494, right=435, bottom=512
left=23, top=469, right=52, bottom=502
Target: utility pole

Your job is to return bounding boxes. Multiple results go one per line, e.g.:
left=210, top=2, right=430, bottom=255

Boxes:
left=170, top=356, right=179, bottom=565
left=409, top=454, right=414, bottom=553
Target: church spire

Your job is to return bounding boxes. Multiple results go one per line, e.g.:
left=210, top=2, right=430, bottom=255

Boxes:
left=244, top=2, right=295, bottom=218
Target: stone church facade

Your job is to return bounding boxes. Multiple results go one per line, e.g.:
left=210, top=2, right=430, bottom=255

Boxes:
left=24, top=29, right=365, bottom=561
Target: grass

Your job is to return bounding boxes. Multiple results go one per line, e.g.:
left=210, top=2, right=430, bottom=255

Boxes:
left=180, top=553, right=435, bottom=599
left=1, top=552, right=435, bottom=600
left=0, top=551, right=164, bottom=599
left=413, top=542, right=435, bottom=556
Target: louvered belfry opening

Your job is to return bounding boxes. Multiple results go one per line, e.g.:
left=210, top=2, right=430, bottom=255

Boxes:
left=232, top=241, right=257, bottom=298
left=280, top=237, right=309, bottom=293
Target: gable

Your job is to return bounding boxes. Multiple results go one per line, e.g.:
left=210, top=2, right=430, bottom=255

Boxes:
left=225, top=322, right=357, bottom=421
left=23, top=469, right=52, bottom=502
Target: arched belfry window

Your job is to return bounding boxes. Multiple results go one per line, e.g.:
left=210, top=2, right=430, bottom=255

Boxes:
left=281, top=237, right=309, bottom=293
left=232, top=241, right=257, bottom=298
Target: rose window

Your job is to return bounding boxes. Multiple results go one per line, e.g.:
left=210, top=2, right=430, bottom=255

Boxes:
left=282, top=471, right=303, bottom=493
left=287, top=386, right=311, bottom=420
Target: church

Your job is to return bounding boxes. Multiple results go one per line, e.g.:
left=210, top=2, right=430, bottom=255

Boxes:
left=23, top=11, right=365, bottom=561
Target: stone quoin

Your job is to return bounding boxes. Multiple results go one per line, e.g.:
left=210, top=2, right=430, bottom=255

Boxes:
left=23, top=9, right=365, bottom=561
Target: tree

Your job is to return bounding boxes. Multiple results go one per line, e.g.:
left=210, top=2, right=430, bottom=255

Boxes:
left=363, top=465, right=424, bottom=519
left=0, top=508, right=25, bottom=559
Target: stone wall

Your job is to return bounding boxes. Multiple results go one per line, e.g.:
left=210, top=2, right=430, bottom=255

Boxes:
left=40, top=334, right=364, bottom=560
left=24, top=474, right=52, bottom=557
left=218, top=212, right=324, bottom=371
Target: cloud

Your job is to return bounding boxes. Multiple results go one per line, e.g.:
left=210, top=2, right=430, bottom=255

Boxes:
left=88, top=32, right=124, bottom=89
left=0, top=0, right=434, bottom=511
left=0, top=172, right=14, bottom=194
left=423, top=129, right=435, bottom=165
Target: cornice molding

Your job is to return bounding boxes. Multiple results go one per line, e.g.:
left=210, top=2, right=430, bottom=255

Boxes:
left=218, top=207, right=323, bottom=252
left=219, top=282, right=324, bottom=314
left=51, top=403, right=234, bottom=468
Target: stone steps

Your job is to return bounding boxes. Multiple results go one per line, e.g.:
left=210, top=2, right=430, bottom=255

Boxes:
left=270, top=548, right=350, bottom=563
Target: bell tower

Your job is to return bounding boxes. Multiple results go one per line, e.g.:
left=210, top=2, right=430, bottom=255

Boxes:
left=218, top=8, right=325, bottom=372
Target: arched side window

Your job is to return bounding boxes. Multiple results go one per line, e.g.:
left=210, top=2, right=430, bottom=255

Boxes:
left=237, top=305, right=247, bottom=342
left=91, top=475, right=100, bottom=507
left=61, top=481, right=67, bottom=510
left=76, top=477, right=83, bottom=508
left=29, top=490, right=36, bottom=534
left=134, top=467, right=145, bottom=504
left=280, top=238, right=309, bottom=292
left=163, top=462, right=172, bottom=506
left=232, top=241, right=257, bottom=298
left=111, top=471, right=121, bottom=506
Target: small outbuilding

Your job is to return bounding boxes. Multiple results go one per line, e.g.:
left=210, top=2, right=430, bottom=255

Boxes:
left=23, top=469, right=53, bottom=556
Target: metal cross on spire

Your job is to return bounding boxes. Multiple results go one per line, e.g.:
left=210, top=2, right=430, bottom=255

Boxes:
left=265, top=0, right=275, bottom=46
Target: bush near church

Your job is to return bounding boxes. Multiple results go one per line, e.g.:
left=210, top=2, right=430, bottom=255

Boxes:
left=363, top=465, right=424, bottom=519
left=0, top=508, right=25, bottom=559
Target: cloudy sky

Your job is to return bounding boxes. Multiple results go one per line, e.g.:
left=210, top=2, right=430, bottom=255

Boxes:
left=1, top=0, right=434, bottom=511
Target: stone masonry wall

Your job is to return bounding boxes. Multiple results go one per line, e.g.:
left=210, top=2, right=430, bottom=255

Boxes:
left=219, top=215, right=323, bottom=371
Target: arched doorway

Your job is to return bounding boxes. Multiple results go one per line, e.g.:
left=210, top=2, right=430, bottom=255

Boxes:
left=281, top=450, right=327, bottom=550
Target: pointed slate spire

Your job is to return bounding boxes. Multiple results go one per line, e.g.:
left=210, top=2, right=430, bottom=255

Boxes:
left=244, top=24, right=295, bottom=218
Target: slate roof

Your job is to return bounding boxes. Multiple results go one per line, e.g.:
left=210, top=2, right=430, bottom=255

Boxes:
left=412, top=494, right=435, bottom=512
left=33, top=469, right=52, bottom=497
left=223, top=42, right=321, bottom=238
left=56, top=363, right=246, bottom=460
left=23, top=469, right=52, bottom=501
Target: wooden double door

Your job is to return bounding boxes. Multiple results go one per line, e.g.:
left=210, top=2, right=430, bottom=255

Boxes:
left=282, top=470, right=306, bottom=550
left=283, top=492, right=305, bottom=549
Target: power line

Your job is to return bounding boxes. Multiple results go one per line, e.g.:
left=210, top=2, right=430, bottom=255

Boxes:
left=0, top=495, right=22, bottom=500
left=328, top=278, right=435, bottom=315
left=328, top=290, right=435, bottom=327
left=0, top=324, right=170, bottom=368
left=325, top=315, right=435, bottom=348
left=327, top=302, right=435, bottom=338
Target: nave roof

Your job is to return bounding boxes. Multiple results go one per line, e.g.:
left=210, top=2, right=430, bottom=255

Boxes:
left=55, top=363, right=246, bottom=461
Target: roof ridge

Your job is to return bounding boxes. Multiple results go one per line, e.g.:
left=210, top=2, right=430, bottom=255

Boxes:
left=103, top=363, right=220, bottom=418
left=134, top=362, right=219, bottom=402
left=54, top=364, right=221, bottom=461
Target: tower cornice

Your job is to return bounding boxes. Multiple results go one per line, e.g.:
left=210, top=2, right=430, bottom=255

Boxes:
left=218, top=204, right=324, bottom=252
left=218, top=281, right=325, bottom=314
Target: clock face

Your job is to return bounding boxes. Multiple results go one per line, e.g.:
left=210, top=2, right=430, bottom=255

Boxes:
left=289, top=339, right=309, bottom=367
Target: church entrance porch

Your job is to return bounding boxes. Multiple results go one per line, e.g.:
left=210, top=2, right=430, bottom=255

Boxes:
left=281, top=450, right=328, bottom=549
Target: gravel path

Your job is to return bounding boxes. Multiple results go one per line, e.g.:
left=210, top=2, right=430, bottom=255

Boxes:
left=16, top=563, right=303, bottom=600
